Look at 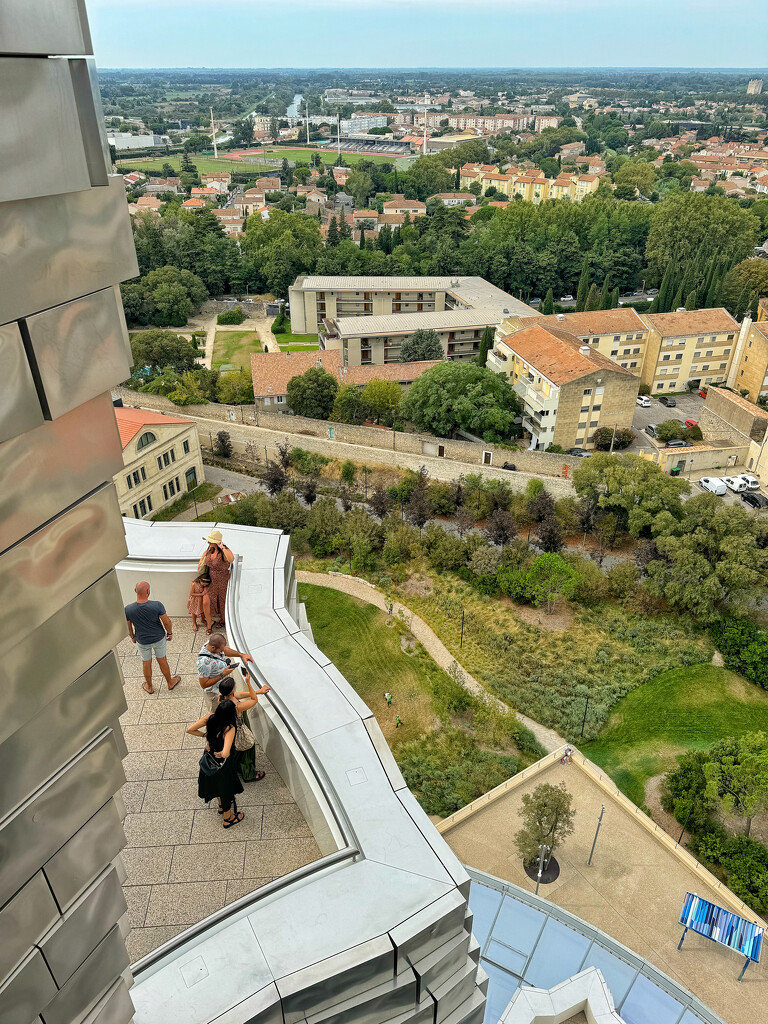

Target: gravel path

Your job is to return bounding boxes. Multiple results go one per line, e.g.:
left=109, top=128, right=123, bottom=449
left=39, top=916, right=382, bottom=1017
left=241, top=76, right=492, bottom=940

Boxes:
left=296, top=570, right=566, bottom=754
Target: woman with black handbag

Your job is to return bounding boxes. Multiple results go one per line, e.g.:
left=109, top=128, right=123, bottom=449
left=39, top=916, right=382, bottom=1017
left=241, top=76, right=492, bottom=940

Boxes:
left=187, top=698, right=245, bottom=829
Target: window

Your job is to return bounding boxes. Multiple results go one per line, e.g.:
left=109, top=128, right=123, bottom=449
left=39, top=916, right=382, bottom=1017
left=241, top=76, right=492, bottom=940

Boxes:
left=724, top=348, right=730, bottom=356
left=635, top=333, right=644, bottom=340
left=580, top=405, right=590, bottom=413
left=622, top=349, right=631, bottom=355
left=613, top=335, right=620, bottom=342
left=727, top=333, right=735, bottom=341
left=633, top=348, right=640, bottom=355
left=185, top=467, right=198, bottom=491
left=611, top=350, right=618, bottom=357
left=578, top=421, right=587, bottom=429
left=620, top=362, right=628, bottom=368
left=276, top=395, right=285, bottom=404
left=132, top=496, right=152, bottom=518
left=630, top=361, right=638, bottom=368
left=132, top=469, right=144, bottom=486
left=589, top=419, right=599, bottom=427
left=126, top=474, right=133, bottom=490
left=702, top=364, right=710, bottom=371
left=662, top=354, right=670, bottom=361
left=591, top=336, right=599, bottom=344
left=582, top=388, right=592, bottom=396
left=157, top=456, right=162, bottom=471
left=596, top=387, right=604, bottom=395
left=675, top=353, right=682, bottom=360
left=183, top=439, right=190, bottom=455
left=694, top=352, right=701, bottom=359
left=136, top=431, right=156, bottom=450
left=706, top=350, right=713, bottom=357
left=697, top=336, right=704, bottom=343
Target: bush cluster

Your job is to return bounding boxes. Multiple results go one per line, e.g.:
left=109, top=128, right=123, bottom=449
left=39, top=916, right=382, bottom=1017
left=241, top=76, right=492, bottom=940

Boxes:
left=271, top=310, right=288, bottom=335
left=217, top=306, right=245, bottom=325
left=710, top=616, right=768, bottom=690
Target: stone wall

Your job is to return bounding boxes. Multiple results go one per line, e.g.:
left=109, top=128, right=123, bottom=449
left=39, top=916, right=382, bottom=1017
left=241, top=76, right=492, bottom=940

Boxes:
left=113, top=388, right=580, bottom=480
left=201, top=297, right=265, bottom=316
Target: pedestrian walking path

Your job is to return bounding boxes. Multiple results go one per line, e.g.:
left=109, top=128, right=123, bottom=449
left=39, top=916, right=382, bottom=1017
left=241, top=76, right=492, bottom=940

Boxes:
left=117, top=617, right=320, bottom=963
left=296, top=571, right=565, bottom=754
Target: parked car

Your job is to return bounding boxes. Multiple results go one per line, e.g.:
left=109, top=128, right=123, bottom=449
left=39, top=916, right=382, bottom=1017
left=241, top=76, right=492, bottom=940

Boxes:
left=684, top=419, right=698, bottom=428
left=636, top=395, right=651, bottom=407
left=742, top=492, right=768, bottom=509
left=566, top=448, right=591, bottom=458
left=737, top=474, right=760, bottom=491
left=647, top=288, right=659, bottom=296
left=665, top=439, right=689, bottom=448
left=699, top=477, right=727, bottom=496
left=699, top=387, right=708, bottom=399
left=501, top=461, right=517, bottom=471
left=644, top=424, right=658, bottom=438
left=659, top=396, right=677, bottom=407
left=723, top=475, right=748, bottom=493
left=560, top=294, right=574, bottom=302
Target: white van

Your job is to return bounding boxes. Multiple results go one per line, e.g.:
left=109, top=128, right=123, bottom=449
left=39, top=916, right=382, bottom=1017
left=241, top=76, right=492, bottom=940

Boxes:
left=737, top=474, right=761, bottom=491
left=699, top=477, right=727, bottom=496
left=723, top=476, right=748, bottom=493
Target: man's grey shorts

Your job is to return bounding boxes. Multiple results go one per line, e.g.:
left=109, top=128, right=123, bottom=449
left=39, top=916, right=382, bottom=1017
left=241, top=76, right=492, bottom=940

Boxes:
left=136, top=637, right=167, bottom=661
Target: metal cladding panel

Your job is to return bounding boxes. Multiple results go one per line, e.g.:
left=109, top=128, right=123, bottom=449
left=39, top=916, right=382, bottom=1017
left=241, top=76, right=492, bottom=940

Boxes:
left=44, top=800, right=126, bottom=912
left=0, top=321, right=44, bottom=444
left=411, top=932, right=471, bottom=1003
left=208, top=983, right=282, bottom=1024
left=389, top=892, right=467, bottom=972
left=0, top=948, right=57, bottom=1024
left=0, top=732, right=125, bottom=907
left=0, top=393, right=124, bottom=554
left=0, top=0, right=92, bottom=55
left=39, top=867, right=127, bottom=986
left=277, top=935, right=395, bottom=1023
left=25, top=288, right=132, bottom=420
left=130, top=918, right=273, bottom=1024
left=79, top=979, right=135, bottom=1024
left=0, top=484, right=128, bottom=645
left=307, top=967, right=417, bottom=1024
left=438, top=988, right=485, bottom=1024
left=0, top=58, right=91, bottom=203
left=0, top=572, right=126, bottom=745
left=397, top=789, right=470, bottom=900
left=40, top=925, right=130, bottom=1024
left=0, top=652, right=125, bottom=818
left=0, top=871, right=59, bottom=983
left=67, top=59, right=110, bottom=187
left=0, top=176, right=138, bottom=324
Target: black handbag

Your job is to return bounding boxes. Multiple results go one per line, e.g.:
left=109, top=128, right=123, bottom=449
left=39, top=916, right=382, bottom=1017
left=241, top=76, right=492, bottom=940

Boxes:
left=199, top=749, right=224, bottom=776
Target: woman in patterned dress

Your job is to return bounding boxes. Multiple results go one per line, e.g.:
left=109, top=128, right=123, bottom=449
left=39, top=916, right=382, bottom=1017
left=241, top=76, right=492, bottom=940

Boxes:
left=198, top=529, right=234, bottom=633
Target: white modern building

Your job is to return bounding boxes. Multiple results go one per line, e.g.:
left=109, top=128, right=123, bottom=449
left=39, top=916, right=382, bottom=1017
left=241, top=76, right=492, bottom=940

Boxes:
left=107, top=132, right=170, bottom=151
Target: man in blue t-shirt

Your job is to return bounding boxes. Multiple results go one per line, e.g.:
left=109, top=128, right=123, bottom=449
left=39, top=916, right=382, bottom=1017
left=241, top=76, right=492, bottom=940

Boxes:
left=124, top=581, right=181, bottom=694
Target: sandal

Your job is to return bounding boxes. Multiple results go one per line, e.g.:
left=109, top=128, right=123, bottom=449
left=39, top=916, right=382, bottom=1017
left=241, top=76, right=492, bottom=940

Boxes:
left=243, top=770, right=266, bottom=783
left=142, top=682, right=155, bottom=694
left=223, top=811, right=244, bottom=829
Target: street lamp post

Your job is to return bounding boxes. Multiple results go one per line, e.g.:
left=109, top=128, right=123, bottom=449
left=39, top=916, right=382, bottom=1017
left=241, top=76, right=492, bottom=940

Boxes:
left=588, top=805, right=605, bottom=866
left=535, top=844, right=551, bottom=896
left=580, top=694, right=590, bottom=738
left=460, top=608, right=465, bottom=649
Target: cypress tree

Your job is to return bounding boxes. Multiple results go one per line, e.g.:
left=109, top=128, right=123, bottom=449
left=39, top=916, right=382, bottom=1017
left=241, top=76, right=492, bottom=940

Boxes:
left=541, top=288, right=554, bottom=315
left=705, top=271, right=722, bottom=309
left=685, top=290, right=698, bottom=310
left=671, top=284, right=684, bottom=310
left=575, top=264, right=590, bottom=312
left=585, top=283, right=601, bottom=311
left=734, top=283, right=751, bottom=322
left=657, top=262, right=675, bottom=312
left=359, top=227, right=366, bottom=249
left=749, top=291, right=759, bottom=321
left=648, top=293, right=660, bottom=314
left=611, top=287, right=620, bottom=308
left=476, top=325, right=495, bottom=367
left=326, top=215, right=339, bottom=248
left=599, top=276, right=612, bottom=309
left=699, top=256, right=717, bottom=308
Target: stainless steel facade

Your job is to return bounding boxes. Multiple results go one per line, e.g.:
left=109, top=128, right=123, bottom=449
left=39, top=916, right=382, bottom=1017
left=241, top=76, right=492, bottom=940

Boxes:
left=0, top=3, right=138, bottom=1022
left=121, top=522, right=487, bottom=1024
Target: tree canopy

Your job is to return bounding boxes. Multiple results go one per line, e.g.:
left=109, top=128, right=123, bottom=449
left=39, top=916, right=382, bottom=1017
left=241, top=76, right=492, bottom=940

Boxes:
left=129, top=328, right=199, bottom=372
left=401, top=361, right=522, bottom=442
left=286, top=366, right=339, bottom=419
left=399, top=329, right=445, bottom=363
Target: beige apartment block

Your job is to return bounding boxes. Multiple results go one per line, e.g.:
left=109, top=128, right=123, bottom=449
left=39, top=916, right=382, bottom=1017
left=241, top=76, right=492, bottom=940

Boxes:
left=289, top=274, right=535, bottom=337
left=500, top=308, right=649, bottom=373
left=322, top=307, right=504, bottom=366
left=641, top=308, right=740, bottom=393
left=729, top=319, right=768, bottom=400
left=489, top=324, right=637, bottom=449
left=114, top=407, right=204, bottom=519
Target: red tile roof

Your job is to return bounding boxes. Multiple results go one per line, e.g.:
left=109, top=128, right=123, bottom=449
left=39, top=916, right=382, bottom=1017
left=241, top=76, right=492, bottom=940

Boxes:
left=250, top=350, right=343, bottom=398
left=114, top=407, right=192, bottom=450
left=499, top=324, right=632, bottom=386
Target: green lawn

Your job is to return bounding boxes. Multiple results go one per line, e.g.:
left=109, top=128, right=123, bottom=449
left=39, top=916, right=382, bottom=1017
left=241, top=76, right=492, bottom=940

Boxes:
left=300, top=584, right=437, bottom=746
left=117, top=149, right=408, bottom=178
left=245, top=147, right=410, bottom=166
left=150, top=483, right=221, bottom=522
left=277, top=330, right=319, bottom=352
left=212, top=330, right=261, bottom=370
left=584, top=665, right=768, bottom=807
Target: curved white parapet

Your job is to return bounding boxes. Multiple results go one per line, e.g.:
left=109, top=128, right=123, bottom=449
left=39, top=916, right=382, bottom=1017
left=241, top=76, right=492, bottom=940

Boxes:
left=119, top=520, right=486, bottom=1024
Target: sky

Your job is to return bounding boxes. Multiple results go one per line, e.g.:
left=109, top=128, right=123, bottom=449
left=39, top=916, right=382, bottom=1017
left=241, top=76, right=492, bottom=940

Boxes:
left=89, top=0, right=768, bottom=71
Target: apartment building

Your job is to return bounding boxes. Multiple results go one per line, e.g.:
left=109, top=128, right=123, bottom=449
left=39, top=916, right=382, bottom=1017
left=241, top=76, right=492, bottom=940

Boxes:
left=113, top=407, right=204, bottom=518
left=729, top=319, right=768, bottom=400
left=212, top=207, right=244, bottom=236
left=289, top=274, right=536, bottom=337
left=321, top=307, right=506, bottom=366
left=459, top=163, right=600, bottom=204
left=501, top=309, right=649, bottom=372
left=641, top=308, right=740, bottom=392
left=488, top=325, right=637, bottom=449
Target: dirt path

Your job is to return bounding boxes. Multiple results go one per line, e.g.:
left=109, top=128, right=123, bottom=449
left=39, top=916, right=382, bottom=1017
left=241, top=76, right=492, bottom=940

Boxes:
left=645, top=774, right=690, bottom=846
left=296, top=570, right=566, bottom=754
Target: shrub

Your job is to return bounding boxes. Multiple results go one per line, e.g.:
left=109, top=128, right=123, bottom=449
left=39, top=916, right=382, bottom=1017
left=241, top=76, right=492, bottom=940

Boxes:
left=217, top=307, right=245, bottom=325
left=592, top=426, right=635, bottom=451
left=289, top=447, right=331, bottom=475
left=497, top=565, right=529, bottom=603
left=607, top=560, right=640, bottom=599
left=710, top=616, right=768, bottom=690
left=428, top=482, right=459, bottom=516
left=341, top=460, right=356, bottom=485
left=469, top=545, right=501, bottom=577
left=214, top=430, right=232, bottom=458
left=638, top=383, right=651, bottom=396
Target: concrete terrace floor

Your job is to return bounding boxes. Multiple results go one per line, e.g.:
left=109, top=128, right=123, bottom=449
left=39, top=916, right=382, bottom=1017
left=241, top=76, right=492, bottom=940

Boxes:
left=116, top=616, right=320, bottom=963
left=442, top=759, right=766, bottom=1024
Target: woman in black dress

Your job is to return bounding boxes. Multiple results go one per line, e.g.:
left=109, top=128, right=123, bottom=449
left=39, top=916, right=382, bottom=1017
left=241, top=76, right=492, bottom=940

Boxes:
left=187, top=698, right=244, bottom=828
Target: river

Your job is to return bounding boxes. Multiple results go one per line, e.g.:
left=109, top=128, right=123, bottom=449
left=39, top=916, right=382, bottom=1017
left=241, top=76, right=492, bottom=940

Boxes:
left=287, top=93, right=303, bottom=118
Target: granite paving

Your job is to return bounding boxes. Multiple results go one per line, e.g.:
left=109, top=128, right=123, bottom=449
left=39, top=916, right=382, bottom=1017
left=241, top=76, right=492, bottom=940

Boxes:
left=116, top=617, right=321, bottom=962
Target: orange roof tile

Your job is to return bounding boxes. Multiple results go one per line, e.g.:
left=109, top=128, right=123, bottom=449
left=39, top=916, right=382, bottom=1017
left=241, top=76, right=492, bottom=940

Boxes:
left=499, top=324, right=632, bottom=386
left=643, top=308, right=738, bottom=336
left=114, top=407, right=192, bottom=450
left=250, top=350, right=343, bottom=398
left=337, top=360, right=442, bottom=386
left=518, top=308, right=647, bottom=336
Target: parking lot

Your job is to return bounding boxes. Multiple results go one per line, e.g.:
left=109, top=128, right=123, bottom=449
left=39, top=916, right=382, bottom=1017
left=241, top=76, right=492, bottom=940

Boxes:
left=630, top=391, right=704, bottom=444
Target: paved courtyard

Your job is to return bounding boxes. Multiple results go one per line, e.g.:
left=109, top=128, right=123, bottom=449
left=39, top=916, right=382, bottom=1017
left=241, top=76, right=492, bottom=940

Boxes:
left=117, top=617, right=320, bottom=962
left=441, top=758, right=766, bottom=1024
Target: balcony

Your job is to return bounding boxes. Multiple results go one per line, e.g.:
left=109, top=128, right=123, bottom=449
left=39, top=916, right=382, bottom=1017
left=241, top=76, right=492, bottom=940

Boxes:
left=513, top=379, right=550, bottom=414
left=118, top=521, right=481, bottom=1024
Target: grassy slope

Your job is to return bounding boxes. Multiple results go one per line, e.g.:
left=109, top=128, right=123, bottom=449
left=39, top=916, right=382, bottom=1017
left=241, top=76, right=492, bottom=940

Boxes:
left=277, top=330, right=318, bottom=350
left=118, top=149, right=406, bottom=176
left=300, top=584, right=440, bottom=747
left=584, top=665, right=768, bottom=806
left=211, top=330, right=261, bottom=370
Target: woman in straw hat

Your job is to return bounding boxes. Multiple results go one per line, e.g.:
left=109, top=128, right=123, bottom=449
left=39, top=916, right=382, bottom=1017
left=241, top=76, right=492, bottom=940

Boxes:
left=198, top=529, right=234, bottom=634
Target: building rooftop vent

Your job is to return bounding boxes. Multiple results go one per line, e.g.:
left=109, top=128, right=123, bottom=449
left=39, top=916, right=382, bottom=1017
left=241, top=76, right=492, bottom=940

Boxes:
left=557, top=313, right=566, bottom=321
left=579, top=345, right=591, bottom=355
